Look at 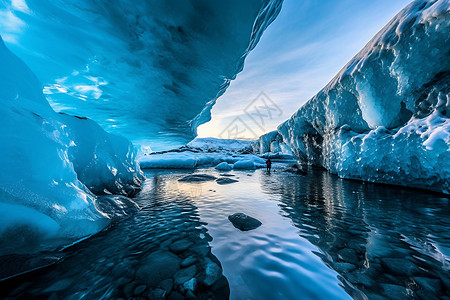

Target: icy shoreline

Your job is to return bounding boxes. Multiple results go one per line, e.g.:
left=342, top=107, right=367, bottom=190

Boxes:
left=271, top=0, right=449, bottom=194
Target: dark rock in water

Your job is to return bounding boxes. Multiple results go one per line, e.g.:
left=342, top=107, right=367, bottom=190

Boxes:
left=134, top=284, right=147, bottom=295
left=219, top=173, right=235, bottom=177
left=169, top=239, right=193, bottom=254
left=183, top=277, right=198, bottom=292
left=181, top=256, right=197, bottom=268
left=381, top=258, right=418, bottom=276
left=380, top=283, right=408, bottom=299
left=228, top=213, right=262, bottom=231
left=216, top=178, right=239, bottom=185
left=158, top=279, right=173, bottom=295
left=413, top=277, right=442, bottom=294
left=336, top=248, right=359, bottom=265
left=178, top=174, right=217, bottom=182
left=333, top=262, right=356, bottom=273
left=147, top=288, right=166, bottom=300
left=136, top=251, right=180, bottom=287
left=174, top=265, right=197, bottom=286
left=202, top=258, right=222, bottom=287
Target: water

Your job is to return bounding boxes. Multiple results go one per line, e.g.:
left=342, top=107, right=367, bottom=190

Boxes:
left=1, top=164, right=449, bottom=299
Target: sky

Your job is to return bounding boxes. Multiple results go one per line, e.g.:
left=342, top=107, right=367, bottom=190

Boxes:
left=197, top=0, right=412, bottom=140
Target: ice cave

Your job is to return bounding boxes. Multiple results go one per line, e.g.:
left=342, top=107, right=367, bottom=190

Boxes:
left=0, top=0, right=449, bottom=299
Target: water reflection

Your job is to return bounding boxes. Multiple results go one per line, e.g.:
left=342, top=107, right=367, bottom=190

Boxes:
left=1, top=170, right=229, bottom=299
left=260, top=167, right=450, bottom=299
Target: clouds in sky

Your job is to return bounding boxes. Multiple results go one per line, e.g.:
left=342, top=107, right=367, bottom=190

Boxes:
left=197, top=0, right=412, bottom=139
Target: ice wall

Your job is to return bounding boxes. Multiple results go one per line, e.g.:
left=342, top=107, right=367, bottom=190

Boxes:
left=277, top=0, right=449, bottom=193
left=0, top=37, right=143, bottom=255
left=0, top=0, right=283, bottom=149
left=253, top=130, right=292, bottom=155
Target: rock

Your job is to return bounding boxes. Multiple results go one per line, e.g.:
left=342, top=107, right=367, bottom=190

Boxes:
left=219, top=174, right=235, bottom=177
left=380, top=283, right=408, bottom=299
left=191, top=245, right=210, bottom=256
left=228, top=213, right=262, bottom=231
left=413, top=277, right=442, bottom=294
left=147, top=288, right=166, bottom=300
left=185, top=290, right=196, bottom=299
left=167, top=291, right=184, bottom=300
left=216, top=178, right=239, bottom=185
left=136, top=251, right=180, bottom=287
left=158, top=279, right=173, bottom=295
left=181, top=256, right=197, bottom=268
left=381, top=258, right=418, bottom=277
left=134, top=285, right=147, bottom=295
left=333, top=262, right=356, bottom=273
left=416, top=289, right=440, bottom=300
left=336, top=248, right=359, bottom=265
left=174, top=265, right=197, bottom=286
left=178, top=174, right=216, bottom=183
left=346, top=270, right=373, bottom=287
left=203, top=258, right=222, bottom=287
left=169, top=240, right=193, bottom=254
left=183, top=278, right=197, bottom=292
left=123, top=282, right=136, bottom=299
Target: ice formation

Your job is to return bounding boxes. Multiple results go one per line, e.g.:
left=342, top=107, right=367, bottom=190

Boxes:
left=274, top=0, right=450, bottom=193
left=0, top=37, right=143, bottom=255
left=0, top=0, right=282, bottom=149
left=139, top=151, right=266, bottom=170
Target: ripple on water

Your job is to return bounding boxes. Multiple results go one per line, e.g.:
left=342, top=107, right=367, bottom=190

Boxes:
left=1, top=167, right=449, bottom=299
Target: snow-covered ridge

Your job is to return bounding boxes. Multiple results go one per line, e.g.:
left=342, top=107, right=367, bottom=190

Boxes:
left=0, top=0, right=283, bottom=149
left=0, top=37, right=144, bottom=255
left=275, top=0, right=449, bottom=193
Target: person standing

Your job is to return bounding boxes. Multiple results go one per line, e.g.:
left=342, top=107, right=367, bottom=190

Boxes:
left=266, top=158, right=272, bottom=172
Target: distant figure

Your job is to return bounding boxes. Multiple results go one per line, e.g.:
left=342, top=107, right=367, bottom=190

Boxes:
left=266, top=158, right=272, bottom=172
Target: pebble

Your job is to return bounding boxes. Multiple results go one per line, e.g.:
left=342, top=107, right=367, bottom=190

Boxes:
left=174, top=265, right=197, bottom=286
left=147, top=288, right=166, bottom=300
left=413, top=277, right=442, bottom=294
left=183, top=278, right=197, bottom=292
left=336, top=248, right=359, bottom=265
left=380, top=283, right=408, bottom=299
left=134, top=285, right=147, bottom=295
left=158, top=278, right=173, bottom=294
left=181, top=256, right=197, bottom=268
left=203, top=258, right=222, bottom=287
left=169, top=240, right=193, bottom=254
left=123, top=282, right=136, bottom=299
left=333, top=262, right=356, bottom=273
left=136, top=251, right=180, bottom=287
left=381, top=258, right=418, bottom=276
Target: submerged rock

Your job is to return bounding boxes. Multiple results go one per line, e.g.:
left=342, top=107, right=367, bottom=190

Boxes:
left=216, top=178, right=239, bottom=185
left=203, top=258, right=222, bottom=287
left=178, top=174, right=217, bottom=183
left=169, top=239, right=193, bottom=254
left=174, top=265, right=197, bottom=286
left=228, top=213, right=262, bottom=231
left=136, top=251, right=180, bottom=287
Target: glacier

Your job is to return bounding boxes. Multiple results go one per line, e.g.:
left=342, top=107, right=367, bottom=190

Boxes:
left=0, top=0, right=282, bottom=255
left=0, top=0, right=282, bottom=149
left=270, top=0, right=450, bottom=194
left=0, top=37, right=143, bottom=255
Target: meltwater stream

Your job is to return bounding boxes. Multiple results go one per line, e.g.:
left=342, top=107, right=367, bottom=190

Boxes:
left=1, top=165, right=449, bottom=299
